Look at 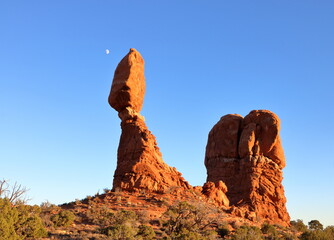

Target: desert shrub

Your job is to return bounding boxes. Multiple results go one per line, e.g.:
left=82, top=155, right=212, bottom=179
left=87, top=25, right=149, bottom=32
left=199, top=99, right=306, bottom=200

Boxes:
left=86, top=204, right=115, bottom=226
left=0, top=179, right=29, bottom=204
left=51, top=210, right=75, bottom=227
left=0, top=198, right=47, bottom=239
left=136, top=224, right=156, bottom=239
left=114, top=209, right=138, bottom=225
left=172, top=227, right=206, bottom=239
left=290, top=219, right=308, bottom=232
left=300, top=226, right=334, bottom=240
left=232, top=225, right=263, bottom=240
left=99, top=210, right=144, bottom=239
left=324, top=226, right=334, bottom=237
left=0, top=198, right=19, bottom=239
left=300, top=230, right=324, bottom=240
left=162, top=201, right=218, bottom=239
left=308, top=220, right=323, bottom=231
left=280, top=231, right=299, bottom=240
left=262, top=223, right=277, bottom=234
left=217, top=223, right=230, bottom=238
left=101, top=224, right=137, bottom=239
left=39, top=201, right=60, bottom=228
left=261, top=223, right=280, bottom=239
left=137, top=210, right=150, bottom=224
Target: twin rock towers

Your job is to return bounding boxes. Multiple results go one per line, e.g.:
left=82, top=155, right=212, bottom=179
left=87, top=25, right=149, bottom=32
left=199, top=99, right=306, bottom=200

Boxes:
left=108, top=48, right=290, bottom=226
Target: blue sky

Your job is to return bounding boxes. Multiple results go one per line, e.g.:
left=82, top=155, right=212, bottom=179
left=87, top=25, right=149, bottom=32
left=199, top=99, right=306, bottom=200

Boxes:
left=1, top=1, right=333, bottom=226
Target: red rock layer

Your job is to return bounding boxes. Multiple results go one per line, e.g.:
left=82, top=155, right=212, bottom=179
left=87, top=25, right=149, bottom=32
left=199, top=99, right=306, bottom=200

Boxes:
left=205, top=110, right=290, bottom=226
left=109, top=49, right=190, bottom=193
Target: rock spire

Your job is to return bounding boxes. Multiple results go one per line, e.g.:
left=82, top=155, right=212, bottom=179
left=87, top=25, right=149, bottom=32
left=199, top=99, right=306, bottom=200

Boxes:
left=109, top=48, right=190, bottom=193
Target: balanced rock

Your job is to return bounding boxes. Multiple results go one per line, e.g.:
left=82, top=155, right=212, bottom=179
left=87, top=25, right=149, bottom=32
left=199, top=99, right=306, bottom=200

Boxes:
left=109, top=49, right=190, bottom=193
left=108, top=48, right=146, bottom=113
left=204, top=110, right=290, bottom=226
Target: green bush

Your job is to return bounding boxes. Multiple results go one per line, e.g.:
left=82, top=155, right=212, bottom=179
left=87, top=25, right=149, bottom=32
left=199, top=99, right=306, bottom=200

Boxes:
left=261, top=223, right=277, bottom=234
left=261, top=223, right=280, bottom=239
left=300, top=226, right=334, bottom=240
left=101, top=224, right=138, bottom=239
left=162, top=201, right=217, bottom=239
left=51, top=210, right=75, bottom=227
left=217, top=224, right=230, bottom=238
left=0, top=198, right=19, bottom=239
left=99, top=210, right=150, bottom=239
left=136, top=224, right=156, bottom=240
left=0, top=198, right=47, bottom=239
left=324, top=226, right=334, bottom=236
left=86, top=204, right=115, bottom=226
left=290, top=219, right=308, bottom=232
left=308, top=220, right=323, bottom=231
left=232, top=225, right=263, bottom=240
left=114, top=209, right=138, bottom=225
left=300, top=230, right=324, bottom=240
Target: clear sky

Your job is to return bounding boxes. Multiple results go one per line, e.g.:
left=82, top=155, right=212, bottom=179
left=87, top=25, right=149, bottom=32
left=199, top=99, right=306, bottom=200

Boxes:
left=1, top=1, right=333, bottom=227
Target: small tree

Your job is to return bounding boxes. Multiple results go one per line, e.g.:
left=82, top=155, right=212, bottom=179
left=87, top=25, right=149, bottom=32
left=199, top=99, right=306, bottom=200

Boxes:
left=290, top=219, right=308, bottom=232
left=50, top=210, right=75, bottom=227
left=136, top=224, right=156, bottom=240
left=0, top=179, right=29, bottom=204
left=100, top=210, right=142, bottom=239
left=308, top=220, right=323, bottom=231
left=0, top=198, right=47, bottom=239
left=324, top=226, right=334, bottom=239
left=232, top=225, right=263, bottom=240
left=0, top=198, right=19, bottom=240
left=162, top=201, right=218, bottom=239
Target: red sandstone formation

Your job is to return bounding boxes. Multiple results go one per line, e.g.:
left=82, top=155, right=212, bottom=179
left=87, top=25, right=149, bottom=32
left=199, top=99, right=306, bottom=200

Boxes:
left=204, top=110, right=290, bottom=226
left=108, top=48, right=145, bottom=113
left=109, top=48, right=290, bottom=226
left=109, top=48, right=190, bottom=193
left=202, top=181, right=229, bottom=207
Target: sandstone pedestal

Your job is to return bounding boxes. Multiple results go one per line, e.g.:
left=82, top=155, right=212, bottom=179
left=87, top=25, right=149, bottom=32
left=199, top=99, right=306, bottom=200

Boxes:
left=205, top=110, right=290, bottom=226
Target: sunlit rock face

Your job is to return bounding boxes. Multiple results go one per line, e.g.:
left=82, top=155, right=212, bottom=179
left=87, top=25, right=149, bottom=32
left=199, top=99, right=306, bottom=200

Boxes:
left=108, top=48, right=145, bottom=113
left=109, top=48, right=190, bottom=193
left=205, top=110, right=290, bottom=226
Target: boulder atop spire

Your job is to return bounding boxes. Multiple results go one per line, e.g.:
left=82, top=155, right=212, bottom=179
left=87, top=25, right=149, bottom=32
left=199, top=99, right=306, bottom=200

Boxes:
left=108, top=48, right=146, bottom=113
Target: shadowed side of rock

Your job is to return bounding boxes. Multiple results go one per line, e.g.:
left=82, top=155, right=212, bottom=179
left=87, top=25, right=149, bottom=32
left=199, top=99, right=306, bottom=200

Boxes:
left=205, top=110, right=290, bottom=226
left=109, top=48, right=191, bottom=193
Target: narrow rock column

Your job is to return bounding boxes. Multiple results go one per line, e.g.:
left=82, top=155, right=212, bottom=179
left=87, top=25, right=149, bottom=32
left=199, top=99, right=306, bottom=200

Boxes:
left=109, top=48, right=190, bottom=193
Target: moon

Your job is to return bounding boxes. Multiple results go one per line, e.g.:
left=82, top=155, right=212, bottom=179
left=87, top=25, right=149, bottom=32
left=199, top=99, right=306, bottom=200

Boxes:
left=105, top=49, right=110, bottom=55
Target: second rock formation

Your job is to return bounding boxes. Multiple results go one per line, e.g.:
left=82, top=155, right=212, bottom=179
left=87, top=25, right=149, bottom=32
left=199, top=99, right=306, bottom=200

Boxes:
left=205, top=110, right=290, bottom=226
